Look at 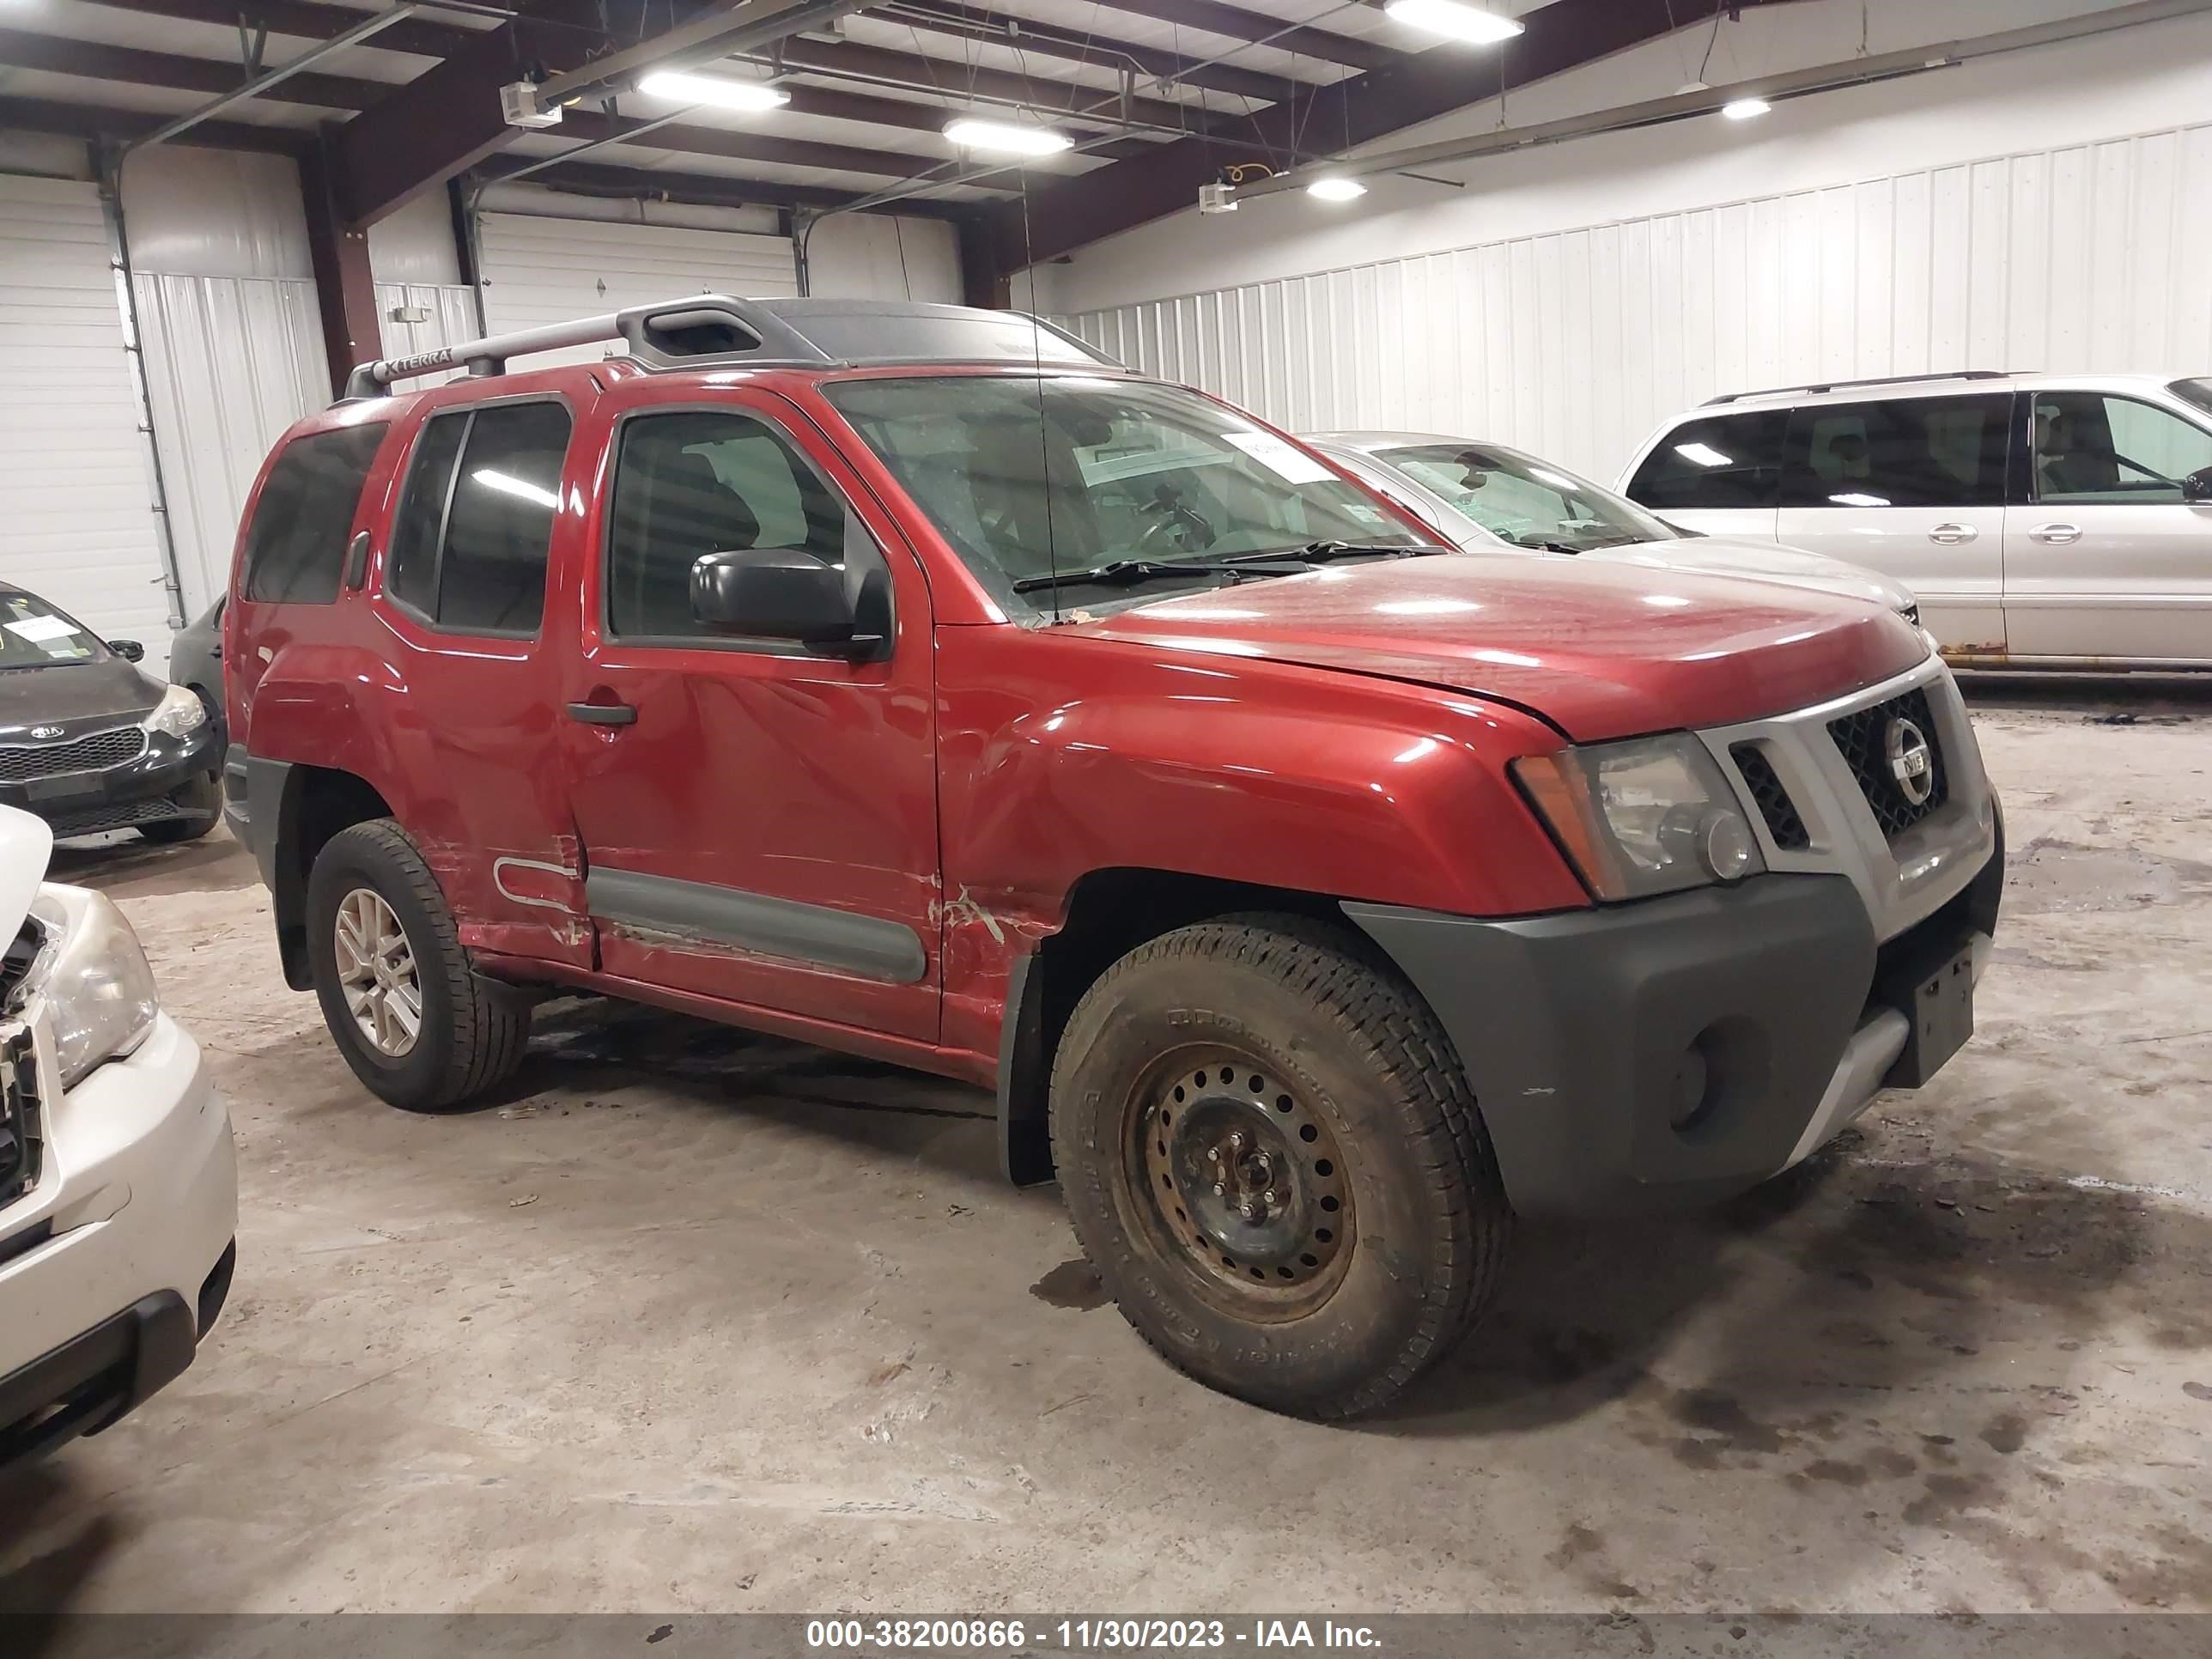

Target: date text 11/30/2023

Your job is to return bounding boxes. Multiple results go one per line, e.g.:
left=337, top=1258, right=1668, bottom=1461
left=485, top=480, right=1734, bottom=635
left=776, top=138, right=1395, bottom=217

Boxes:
left=804, top=1618, right=1385, bottom=1650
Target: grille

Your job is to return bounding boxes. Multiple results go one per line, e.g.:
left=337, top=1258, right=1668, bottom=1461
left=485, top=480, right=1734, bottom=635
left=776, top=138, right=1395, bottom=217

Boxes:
left=46, top=796, right=184, bottom=839
left=1827, top=686, right=1949, bottom=839
left=1, top=1024, right=41, bottom=1210
left=1730, top=743, right=1810, bottom=850
left=0, top=726, right=147, bottom=783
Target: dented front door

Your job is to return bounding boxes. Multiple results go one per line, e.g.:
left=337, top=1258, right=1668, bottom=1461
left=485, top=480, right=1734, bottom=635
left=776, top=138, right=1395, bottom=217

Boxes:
left=556, top=386, right=942, bottom=1042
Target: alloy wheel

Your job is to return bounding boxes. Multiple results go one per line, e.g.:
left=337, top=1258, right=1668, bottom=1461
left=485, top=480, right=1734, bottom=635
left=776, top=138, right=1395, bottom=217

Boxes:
left=334, top=887, right=422, bottom=1058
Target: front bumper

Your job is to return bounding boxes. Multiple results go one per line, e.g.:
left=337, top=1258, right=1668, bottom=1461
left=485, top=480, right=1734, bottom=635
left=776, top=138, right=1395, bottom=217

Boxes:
left=0, top=1013, right=238, bottom=1467
left=0, top=724, right=222, bottom=840
left=1346, top=830, right=2003, bottom=1219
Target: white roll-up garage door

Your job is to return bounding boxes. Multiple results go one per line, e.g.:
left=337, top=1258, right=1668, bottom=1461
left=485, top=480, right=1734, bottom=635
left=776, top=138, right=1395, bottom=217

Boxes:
left=0, top=174, right=173, bottom=647
left=477, top=212, right=798, bottom=368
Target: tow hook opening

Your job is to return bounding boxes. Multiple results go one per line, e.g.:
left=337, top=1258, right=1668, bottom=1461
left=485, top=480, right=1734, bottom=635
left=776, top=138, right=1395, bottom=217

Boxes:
left=1668, top=1018, right=1770, bottom=1141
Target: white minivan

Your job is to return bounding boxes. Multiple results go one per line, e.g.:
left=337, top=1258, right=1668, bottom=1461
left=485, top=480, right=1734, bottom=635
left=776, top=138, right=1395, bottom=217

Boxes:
left=1619, top=372, right=2212, bottom=670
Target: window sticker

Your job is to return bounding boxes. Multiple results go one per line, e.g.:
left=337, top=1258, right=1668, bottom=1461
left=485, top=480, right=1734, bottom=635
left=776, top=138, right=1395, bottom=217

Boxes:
left=1220, top=429, right=1335, bottom=484
left=5, top=615, right=77, bottom=643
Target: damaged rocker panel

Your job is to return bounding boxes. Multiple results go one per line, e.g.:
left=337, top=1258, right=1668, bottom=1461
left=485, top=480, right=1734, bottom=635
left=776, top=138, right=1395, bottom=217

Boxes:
left=584, top=866, right=927, bottom=986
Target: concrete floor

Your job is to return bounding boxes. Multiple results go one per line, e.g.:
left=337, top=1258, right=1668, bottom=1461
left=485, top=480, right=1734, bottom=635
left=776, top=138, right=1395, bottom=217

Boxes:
left=2, top=678, right=2208, bottom=1616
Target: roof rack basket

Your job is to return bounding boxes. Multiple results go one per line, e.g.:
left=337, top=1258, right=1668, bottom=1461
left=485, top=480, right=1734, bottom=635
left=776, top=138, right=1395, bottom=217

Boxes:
left=1703, top=369, right=2010, bottom=405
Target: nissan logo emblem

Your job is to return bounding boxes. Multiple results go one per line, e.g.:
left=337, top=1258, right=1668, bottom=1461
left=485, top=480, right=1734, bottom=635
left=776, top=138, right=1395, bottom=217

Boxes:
left=1886, top=716, right=1935, bottom=806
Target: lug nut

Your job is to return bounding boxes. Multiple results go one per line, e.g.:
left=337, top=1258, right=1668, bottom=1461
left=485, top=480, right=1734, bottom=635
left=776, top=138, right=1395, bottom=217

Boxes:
left=1212, top=1182, right=1225, bottom=1196
left=1240, top=1203, right=1258, bottom=1220
left=1227, top=1133, right=1243, bottom=1152
left=1207, top=1147, right=1221, bottom=1163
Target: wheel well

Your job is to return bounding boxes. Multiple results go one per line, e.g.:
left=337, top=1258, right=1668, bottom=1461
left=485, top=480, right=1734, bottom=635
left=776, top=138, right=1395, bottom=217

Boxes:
left=997, top=868, right=1351, bottom=1185
left=272, top=767, right=392, bottom=990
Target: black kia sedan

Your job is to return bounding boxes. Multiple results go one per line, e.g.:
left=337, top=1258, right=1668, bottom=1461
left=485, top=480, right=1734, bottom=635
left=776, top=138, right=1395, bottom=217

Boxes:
left=0, top=583, right=222, bottom=842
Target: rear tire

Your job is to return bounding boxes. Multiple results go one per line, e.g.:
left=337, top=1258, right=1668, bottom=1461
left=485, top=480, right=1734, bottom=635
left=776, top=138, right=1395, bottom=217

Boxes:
left=1049, top=913, right=1509, bottom=1419
left=306, top=818, right=530, bottom=1111
left=138, top=775, right=222, bottom=844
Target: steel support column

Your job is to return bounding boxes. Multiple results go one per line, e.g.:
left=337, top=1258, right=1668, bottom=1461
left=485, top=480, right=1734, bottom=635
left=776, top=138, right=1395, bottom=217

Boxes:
left=300, top=141, right=384, bottom=397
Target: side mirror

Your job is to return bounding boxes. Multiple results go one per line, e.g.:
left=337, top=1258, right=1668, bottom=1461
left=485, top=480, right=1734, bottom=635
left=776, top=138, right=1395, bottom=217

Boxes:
left=2183, top=466, right=2212, bottom=503
left=109, top=638, right=145, bottom=662
left=690, top=548, right=885, bottom=659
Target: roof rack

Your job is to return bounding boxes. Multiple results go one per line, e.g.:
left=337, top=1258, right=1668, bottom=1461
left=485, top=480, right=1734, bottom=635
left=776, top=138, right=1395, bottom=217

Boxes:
left=1703, top=369, right=2010, bottom=405
left=339, top=294, right=1120, bottom=402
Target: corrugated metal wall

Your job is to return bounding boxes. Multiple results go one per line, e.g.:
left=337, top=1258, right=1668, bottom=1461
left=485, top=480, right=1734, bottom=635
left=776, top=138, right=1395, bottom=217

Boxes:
left=0, top=174, right=173, bottom=648
left=1060, top=120, right=2212, bottom=483
left=132, top=271, right=329, bottom=617
left=123, top=150, right=331, bottom=626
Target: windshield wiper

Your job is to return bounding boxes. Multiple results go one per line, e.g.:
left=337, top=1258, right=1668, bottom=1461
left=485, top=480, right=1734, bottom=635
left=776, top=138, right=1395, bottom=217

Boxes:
left=1011, top=558, right=1290, bottom=594
left=1510, top=537, right=1588, bottom=556
left=1012, top=541, right=1449, bottom=594
left=1223, top=539, right=1449, bottom=565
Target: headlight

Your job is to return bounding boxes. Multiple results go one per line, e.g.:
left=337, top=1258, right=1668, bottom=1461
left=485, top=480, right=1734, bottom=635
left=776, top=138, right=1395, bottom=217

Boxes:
left=17, top=884, right=160, bottom=1088
left=1512, top=733, right=1765, bottom=902
left=143, top=682, right=208, bottom=738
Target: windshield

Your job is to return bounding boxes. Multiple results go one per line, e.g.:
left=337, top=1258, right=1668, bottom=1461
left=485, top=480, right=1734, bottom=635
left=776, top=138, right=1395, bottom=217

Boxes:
left=1377, top=441, right=1674, bottom=552
left=823, top=375, right=1417, bottom=610
left=2169, top=378, right=2212, bottom=421
left=0, top=589, right=105, bottom=670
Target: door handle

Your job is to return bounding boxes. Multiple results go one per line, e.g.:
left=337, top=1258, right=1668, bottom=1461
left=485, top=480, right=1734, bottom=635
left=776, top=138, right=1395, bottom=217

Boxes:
left=2028, top=522, right=2082, bottom=544
left=565, top=700, right=636, bottom=726
left=1927, top=522, right=1978, bottom=545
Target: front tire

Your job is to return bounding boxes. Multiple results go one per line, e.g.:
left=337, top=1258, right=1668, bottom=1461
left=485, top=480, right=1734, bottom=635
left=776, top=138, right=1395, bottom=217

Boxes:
left=1049, top=914, right=1509, bottom=1419
left=305, top=818, right=530, bottom=1111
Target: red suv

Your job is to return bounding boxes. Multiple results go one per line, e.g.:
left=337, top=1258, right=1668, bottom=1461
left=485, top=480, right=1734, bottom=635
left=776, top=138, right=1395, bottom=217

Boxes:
left=226, top=296, right=2002, bottom=1418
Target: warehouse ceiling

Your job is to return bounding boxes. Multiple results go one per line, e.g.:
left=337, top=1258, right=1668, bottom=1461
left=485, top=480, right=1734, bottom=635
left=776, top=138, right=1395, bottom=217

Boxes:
left=0, top=1, right=1755, bottom=274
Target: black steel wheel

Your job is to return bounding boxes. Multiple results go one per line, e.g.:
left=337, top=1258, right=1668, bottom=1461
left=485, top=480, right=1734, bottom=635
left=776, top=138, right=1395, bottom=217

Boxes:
left=1133, top=1048, right=1355, bottom=1317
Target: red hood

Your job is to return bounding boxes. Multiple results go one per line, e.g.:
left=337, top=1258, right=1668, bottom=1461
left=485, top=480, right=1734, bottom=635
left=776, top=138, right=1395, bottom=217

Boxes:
left=1068, top=555, right=1930, bottom=742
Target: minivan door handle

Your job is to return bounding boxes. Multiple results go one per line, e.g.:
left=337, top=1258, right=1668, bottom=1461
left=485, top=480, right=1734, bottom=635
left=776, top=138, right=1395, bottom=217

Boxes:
left=1927, top=522, right=1978, bottom=545
left=2028, top=522, right=2082, bottom=544
left=565, top=700, right=637, bottom=726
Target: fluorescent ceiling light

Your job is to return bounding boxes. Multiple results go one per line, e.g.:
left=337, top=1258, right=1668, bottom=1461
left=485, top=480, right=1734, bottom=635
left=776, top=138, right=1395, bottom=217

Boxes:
left=1306, top=175, right=1368, bottom=202
left=637, top=70, right=790, bottom=112
left=472, top=469, right=561, bottom=510
left=1828, top=491, right=1891, bottom=507
left=1722, top=96, right=1772, bottom=120
left=943, top=117, right=1073, bottom=156
left=1674, top=441, right=1733, bottom=468
left=1385, top=0, right=1526, bottom=45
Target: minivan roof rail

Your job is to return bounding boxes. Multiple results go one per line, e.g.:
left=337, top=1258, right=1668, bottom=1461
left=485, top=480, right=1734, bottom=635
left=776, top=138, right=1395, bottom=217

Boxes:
left=1702, top=369, right=2010, bottom=405
left=338, top=294, right=1119, bottom=402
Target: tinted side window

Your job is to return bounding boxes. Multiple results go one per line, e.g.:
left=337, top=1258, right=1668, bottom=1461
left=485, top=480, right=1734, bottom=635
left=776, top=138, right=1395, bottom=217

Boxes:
left=1783, top=394, right=2009, bottom=508
left=240, top=423, right=387, bottom=603
left=386, top=413, right=465, bottom=617
left=385, top=403, right=570, bottom=635
left=1626, top=412, right=1788, bottom=509
left=606, top=410, right=866, bottom=641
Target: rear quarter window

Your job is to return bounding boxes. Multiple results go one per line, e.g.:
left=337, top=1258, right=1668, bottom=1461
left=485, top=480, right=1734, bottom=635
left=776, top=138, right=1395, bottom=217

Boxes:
left=385, top=401, right=571, bottom=637
left=240, top=423, right=388, bottom=604
left=1626, top=411, right=1788, bottom=509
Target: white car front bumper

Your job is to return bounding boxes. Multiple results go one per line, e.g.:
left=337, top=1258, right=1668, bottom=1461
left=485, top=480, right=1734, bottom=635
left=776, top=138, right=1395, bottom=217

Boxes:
left=0, top=1012, right=237, bottom=1466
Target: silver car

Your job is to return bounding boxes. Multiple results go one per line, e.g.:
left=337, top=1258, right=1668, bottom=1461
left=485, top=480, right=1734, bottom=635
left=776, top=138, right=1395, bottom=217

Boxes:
left=1310, top=431, right=1920, bottom=621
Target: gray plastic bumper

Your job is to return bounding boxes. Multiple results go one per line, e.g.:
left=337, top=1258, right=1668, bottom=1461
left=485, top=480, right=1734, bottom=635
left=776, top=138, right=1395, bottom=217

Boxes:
left=1345, top=842, right=2002, bottom=1220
